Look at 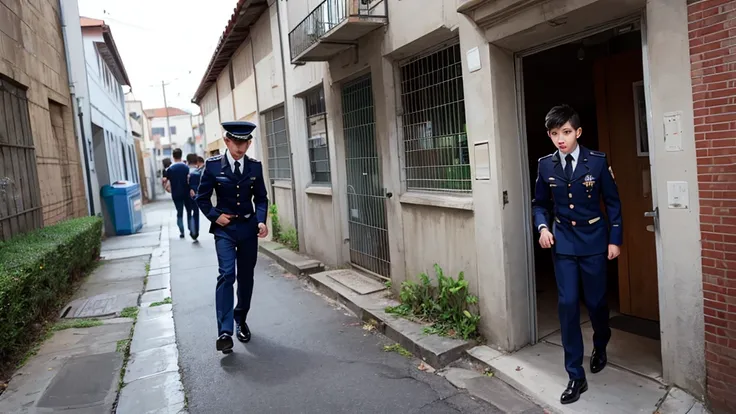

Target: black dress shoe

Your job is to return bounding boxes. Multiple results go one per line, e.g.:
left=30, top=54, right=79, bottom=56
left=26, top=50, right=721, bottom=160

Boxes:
left=216, top=334, right=233, bottom=354
left=560, top=379, right=588, bottom=404
left=236, top=321, right=251, bottom=343
left=590, top=348, right=607, bottom=373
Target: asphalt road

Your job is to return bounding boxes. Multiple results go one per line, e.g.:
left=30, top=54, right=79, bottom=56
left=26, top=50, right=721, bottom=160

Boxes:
left=169, top=211, right=501, bottom=414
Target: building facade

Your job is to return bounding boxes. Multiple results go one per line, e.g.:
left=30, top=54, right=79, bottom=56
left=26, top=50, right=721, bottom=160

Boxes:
left=145, top=107, right=204, bottom=159
left=0, top=0, right=87, bottom=241
left=193, top=0, right=735, bottom=411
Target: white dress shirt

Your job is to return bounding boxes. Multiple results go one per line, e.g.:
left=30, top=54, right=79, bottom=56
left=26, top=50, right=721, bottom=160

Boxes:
left=558, top=144, right=580, bottom=174
left=226, top=150, right=245, bottom=175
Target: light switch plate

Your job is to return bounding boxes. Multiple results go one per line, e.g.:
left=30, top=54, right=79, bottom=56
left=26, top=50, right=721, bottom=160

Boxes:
left=667, top=181, right=688, bottom=209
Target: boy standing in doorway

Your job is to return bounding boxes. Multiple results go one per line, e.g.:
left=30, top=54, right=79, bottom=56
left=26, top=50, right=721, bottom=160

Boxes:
left=532, top=105, right=623, bottom=404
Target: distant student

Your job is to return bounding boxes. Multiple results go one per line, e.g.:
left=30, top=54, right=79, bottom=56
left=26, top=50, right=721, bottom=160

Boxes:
left=186, top=154, right=205, bottom=240
left=163, top=149, right=195, bottom=240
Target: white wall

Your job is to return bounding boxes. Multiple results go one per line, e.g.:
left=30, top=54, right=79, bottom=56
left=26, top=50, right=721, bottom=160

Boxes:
left=150, top=114, right=198, bottom=154
left=60, top=0, right=101, bottom=216
left=82, top=27, right=132, bottom=186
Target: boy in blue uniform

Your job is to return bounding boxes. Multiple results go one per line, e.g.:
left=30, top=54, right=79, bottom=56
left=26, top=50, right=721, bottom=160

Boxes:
left=195, top=121, right=269, bottom=354
left=532, top=105, right=623, bottom=404
left=186, top=154, right=205, bottom=241
left=164, top=149, right=195, bottom=240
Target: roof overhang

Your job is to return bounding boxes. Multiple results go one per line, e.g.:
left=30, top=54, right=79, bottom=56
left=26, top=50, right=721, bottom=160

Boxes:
left=82, top=18, right=131, bottom=86
left=191, top=0, right=269, bottom=105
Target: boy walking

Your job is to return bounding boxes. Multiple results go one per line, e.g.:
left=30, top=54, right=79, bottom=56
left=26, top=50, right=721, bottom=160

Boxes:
left=163, top=148, right=195, bottom=240
left=532, top=105, right=623, bottom=404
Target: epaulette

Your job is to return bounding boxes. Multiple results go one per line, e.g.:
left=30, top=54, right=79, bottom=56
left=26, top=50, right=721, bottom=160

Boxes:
left=589, top=150, right=607, bottom=158
left=538, top=153, right=554, bottom=162
left=247, top=156, right=261, bottom=163
left=206, top=155, right=223, bottom=163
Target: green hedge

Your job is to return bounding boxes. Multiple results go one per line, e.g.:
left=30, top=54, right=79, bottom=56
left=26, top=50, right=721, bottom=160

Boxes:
left=0, top=216, right=103, bottom=362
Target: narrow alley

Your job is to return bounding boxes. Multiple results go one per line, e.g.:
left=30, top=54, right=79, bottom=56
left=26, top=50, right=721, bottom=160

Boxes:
left=169, top=209, right=515, bottom=414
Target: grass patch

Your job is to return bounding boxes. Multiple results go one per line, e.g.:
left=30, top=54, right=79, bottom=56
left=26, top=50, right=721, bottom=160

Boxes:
left=269, top=204, right=299, bottom=251
left=149, top=297, right=172, bottom=307
left=51, top=318, right=103, bottom=331
left=385, top=264, right=481, bottom=340
left=116, top=339, right=130, bottom=354
left=120, top=307, right=139, bottom=319
left=383, top=343, right=412, bottom=357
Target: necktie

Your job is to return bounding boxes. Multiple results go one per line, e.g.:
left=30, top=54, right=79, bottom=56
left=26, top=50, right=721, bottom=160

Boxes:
left=564, top=154, right=574, bottom=180
left=234, top=161, right=242, bottom=178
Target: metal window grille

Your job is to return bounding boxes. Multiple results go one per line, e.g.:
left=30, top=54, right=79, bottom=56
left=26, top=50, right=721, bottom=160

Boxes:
left=399, top=43, right=470, bottom=193
left=265, top=106, right=291, bottom=180
left=305, top=87, right=331, bottom=184
left=0, top=77, right=42, bottom=241
left=342, top=74, right=391, bottom=278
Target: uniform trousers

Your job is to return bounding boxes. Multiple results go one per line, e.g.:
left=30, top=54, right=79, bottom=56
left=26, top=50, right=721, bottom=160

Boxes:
left=214, top=220, right=258, bottom=336
left=552, top=252, right=611, bottom=380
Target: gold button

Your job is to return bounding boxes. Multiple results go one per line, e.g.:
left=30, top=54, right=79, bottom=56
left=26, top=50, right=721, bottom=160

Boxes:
left=568, top=193, right=572, bottom=198
left=237, top=194, right=240, bottom=197
left=569, top=204, right=574, bottom=209
left=237, top=202, right=241, bottom=206
left=572, top=221, right=577, bottom=226
left=568, top=184, right=571, bottom=187
left=236, top=185, right=240, bottom=189
left=588, top=195, right=592, bottom=198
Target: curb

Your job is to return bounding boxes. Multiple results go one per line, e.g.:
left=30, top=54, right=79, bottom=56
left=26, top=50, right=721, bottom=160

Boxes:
left=258, top=240, right=324, bottom=276
left=116, top=223, right=188, bottom=414
left=307, top=270, right=476, bottom=369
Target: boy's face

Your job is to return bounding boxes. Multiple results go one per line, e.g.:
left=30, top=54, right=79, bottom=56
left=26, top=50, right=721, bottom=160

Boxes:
left=224, top=137, right=252, bottom=160
left=547, top=121, right=581, bottom=154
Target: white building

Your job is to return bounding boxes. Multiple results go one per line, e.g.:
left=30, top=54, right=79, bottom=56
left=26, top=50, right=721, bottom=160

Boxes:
left=63, top=15, right=137, bottom=235
left=144, top=107, right=204, bottom=159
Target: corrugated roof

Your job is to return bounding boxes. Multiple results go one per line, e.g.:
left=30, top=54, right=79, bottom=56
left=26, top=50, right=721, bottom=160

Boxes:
left=190, top=0, right=269, bottom=105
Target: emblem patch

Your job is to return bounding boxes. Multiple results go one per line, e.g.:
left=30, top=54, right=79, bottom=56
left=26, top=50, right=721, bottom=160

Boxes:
left=583, top=174, right=596, bottom=188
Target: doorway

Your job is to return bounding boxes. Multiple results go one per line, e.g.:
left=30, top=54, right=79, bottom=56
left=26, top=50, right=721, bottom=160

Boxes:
left=341, top=74, right=391, bottom=278
left=520, top=23, right=662, bottom=379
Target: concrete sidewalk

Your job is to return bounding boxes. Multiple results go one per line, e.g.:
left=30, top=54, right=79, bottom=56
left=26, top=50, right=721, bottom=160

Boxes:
left=0, top=201, right=186, bottom=414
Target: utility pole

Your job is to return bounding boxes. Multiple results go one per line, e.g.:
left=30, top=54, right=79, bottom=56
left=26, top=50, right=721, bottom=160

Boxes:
left=161, top=80, right=172, bottom=151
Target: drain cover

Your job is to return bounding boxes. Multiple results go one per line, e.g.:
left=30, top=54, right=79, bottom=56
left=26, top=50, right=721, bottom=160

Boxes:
left=37, top=353, right=121, bottom=409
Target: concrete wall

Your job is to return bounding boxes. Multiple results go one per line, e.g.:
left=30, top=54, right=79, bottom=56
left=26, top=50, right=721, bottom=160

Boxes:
left=202, top=88, right=220, bottom=151
left=0, top=0, right=87, bottom=227
left=253, top=5, right=283, bottom=112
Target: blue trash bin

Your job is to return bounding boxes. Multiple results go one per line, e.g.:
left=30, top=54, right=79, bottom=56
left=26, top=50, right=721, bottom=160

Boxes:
left=101, top=181, right=143, bottom=235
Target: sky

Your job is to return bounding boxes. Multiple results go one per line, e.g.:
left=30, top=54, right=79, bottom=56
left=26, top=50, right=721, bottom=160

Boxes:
left=77, top=0, right=238, bottom=115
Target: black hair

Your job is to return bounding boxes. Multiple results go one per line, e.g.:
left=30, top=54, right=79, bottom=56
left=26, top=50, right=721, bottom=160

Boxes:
left=197, top=156, right=205, bottom=164
left=186, top=153, right=197, bottom=164
left=172, top=148, right=183, bottom=160
left=545, top=104, right=581, bottom=131
left=162, top=157, right=171, bottom=169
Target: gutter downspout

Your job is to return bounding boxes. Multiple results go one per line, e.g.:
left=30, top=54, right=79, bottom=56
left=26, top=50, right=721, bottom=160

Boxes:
left=59, top=0, right=95, bottom=216
left=274, top=0, right=299, bottom=239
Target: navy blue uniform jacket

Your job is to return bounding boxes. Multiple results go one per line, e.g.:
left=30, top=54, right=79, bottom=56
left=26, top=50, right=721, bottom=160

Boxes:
left=195, top=154, right=268, bottom=235
left=532, top=146, right=623, bottom=256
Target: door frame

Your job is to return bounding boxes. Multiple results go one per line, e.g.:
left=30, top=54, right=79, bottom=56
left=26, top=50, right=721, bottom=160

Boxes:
left=513, top=12, right=660, bottom=344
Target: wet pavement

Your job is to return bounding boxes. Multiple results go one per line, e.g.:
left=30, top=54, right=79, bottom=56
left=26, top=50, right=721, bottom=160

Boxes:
left=169, top=211, right=502, bottom=414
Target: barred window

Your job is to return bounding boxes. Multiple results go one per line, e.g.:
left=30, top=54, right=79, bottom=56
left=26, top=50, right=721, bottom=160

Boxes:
left=265, top=106, right=290, bottom=180
left=399, top=43, right=470, bottom=193
left=0, top=76, right=42, bottom=241
left=305, top=87, right=330, bottom=184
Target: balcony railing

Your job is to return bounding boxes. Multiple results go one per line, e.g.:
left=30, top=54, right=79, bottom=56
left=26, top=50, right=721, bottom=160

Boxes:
left=289, top=0, right=388, bottom=63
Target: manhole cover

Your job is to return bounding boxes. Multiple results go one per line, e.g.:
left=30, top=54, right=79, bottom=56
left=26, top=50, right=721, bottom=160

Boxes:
left=327, top=270, right=386, bottom=295
left=37, top=353, right=121, bottom=409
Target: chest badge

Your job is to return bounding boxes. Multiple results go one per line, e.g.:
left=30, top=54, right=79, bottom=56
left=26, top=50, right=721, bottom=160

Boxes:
left=583, top=174, right=596, bottom=188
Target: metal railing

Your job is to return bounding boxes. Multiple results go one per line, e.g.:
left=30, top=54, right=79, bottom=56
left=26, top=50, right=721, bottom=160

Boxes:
left=288, top=0, right=387, bottom=61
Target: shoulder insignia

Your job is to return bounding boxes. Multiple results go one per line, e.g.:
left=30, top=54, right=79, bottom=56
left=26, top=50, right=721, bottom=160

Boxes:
left=589, top=150, right=607, bottom=158
left=538, top=153, right=554, bottom=163
left=206, top=155, right=223, bottom=163
left=247, top=156, right=261, bottom=163
left=608, top=166, right=615, bottom=181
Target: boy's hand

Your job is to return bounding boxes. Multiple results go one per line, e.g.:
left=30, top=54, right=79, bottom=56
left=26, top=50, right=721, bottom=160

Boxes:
left=216, top=214, right=233, bottom=227
left=258, top=223, right=268, bottom=238
left=190, top=189, right=195, bottom=198
left=608, top=244, right=621, bottom=260
left=539, top=228, right=554, bottom=249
